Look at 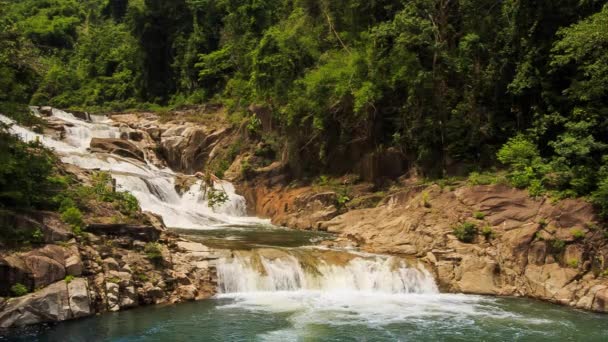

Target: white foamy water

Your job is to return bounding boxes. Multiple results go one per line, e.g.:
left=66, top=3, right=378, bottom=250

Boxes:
left=214, top=252, right=550, bottom=336
left=217, top=254, right=438, bottom=294
left=0, top=109, right=267, bottom=229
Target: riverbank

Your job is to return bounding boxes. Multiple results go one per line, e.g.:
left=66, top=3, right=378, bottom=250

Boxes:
left=0, top=163, right=219, bottom=329
left=235, top=172, right=608, bottom=313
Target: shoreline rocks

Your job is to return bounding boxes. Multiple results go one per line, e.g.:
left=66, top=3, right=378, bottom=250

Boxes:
left=238, top=180, right=608, bottom=313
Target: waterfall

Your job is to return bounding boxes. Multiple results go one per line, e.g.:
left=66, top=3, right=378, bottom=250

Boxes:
left=217, top=252, right=438, bottom=294
left=0, top=109, right=265, bottom=229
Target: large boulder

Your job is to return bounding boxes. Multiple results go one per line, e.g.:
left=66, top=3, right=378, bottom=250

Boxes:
left=159, top=125, right=230, bottom=174
left=23, top=255, right=65, bottom=289
left=90, top=138, right=145, bottom=162
left=0, top=256, right=32, bottom=296
left=0, top=278, right=92, bottom=328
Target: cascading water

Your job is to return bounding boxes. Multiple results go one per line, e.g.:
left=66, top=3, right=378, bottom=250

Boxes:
left=0, top=109, right=264, bottom=229
left=217, top=252, right=438, bottom=294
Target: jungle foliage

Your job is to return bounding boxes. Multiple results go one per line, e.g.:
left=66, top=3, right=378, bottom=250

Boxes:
left=1, top=1, right=608, bottom=213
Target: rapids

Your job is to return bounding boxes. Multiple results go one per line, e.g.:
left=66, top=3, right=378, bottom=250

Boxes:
left=0, top=109, right=264, bottom=229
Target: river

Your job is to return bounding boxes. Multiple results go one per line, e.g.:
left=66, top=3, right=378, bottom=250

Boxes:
left=1, top=109, right=607, bottom=341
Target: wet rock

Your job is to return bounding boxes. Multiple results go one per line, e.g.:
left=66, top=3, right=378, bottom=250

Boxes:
left=106, top=282, right=120, bottom=312
left=39, top=106, right=53, bottom=116
left=90, top=138, right=145, bottom=162
left=67, top=278, right=92, bottom=318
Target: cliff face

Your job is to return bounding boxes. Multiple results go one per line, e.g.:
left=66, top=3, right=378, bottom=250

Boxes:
left=237, top=178, right=608, bottom=313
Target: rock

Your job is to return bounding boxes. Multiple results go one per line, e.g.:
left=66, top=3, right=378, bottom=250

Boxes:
left=87, top=224, right=161, bottom=241
left=159, top=125, right=230, bottom=174
left=39, top=106, right=53, bottom=116
left=0, top=256, right=33, bottom=296
left=176, top=241, right=210, bottom=253
left=0, top=281, right=76, bottom=328
left=143, top=211, right=167, bottom=231
left=456, top=256, right=499, bottom=294
left=128, top=131, right=144, bottom=142
left=23, top=255, right=65, bottom=289
left=67, top=278, right=92, bottom=318
left=174, top=174, right=199, bottom=196
left=176, top=285, right=198, bottom=301
left=142, top=283, right=164, bottom=302
left=106, top=282, right=120, bottom=312
left=145, top=126, right=162, bottom=142
left=174, top=272, right=191, bottom=285
left=103, top=258, right=120, bottom=272
left=90, top=138, right=145, bottom=162
left=120, top=286, right=137, bottom=309
left=65, top=254, right=84, bottom=276
left=592, top=288, right=608, bottom=312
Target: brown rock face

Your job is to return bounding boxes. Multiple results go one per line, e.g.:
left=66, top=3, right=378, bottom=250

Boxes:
left=90, top=138, right=145, bottom=162
left=159, top=125, right=230, bottom=174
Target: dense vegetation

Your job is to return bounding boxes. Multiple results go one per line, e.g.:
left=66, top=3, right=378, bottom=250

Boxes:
left=1, top=0, right=608, bottom=214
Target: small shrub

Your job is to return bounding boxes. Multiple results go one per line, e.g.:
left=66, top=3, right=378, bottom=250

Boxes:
left=453, top=222, right=478, bottom=243
left=538, top=218, right=548, bottom=228
left=473, top=211, right=486, bottom=220
left=61, top=207, right=85, bottom=235
left=550, top=239, right=566, bottom=253
left=336, top=188, right=351, bottom=210
left=585, top=222, right=599, bottom=231
left=115, top=192, right=139, bottom=216
left=567, top=258, right=579, bottom=268
left=59, top=197, right=77, bottom=213
left=468, top=172, right=502, bottom=186
left=241, top=159, right=252, bottom=178
left=571, top=229, right=585, bottom=240
left=144, top=242, right=163, bottom=262
left=64, top=275, right=75, bottom=284
left=10, top=283, right=29, bottom=297
left=316, top=175, right=330, bottom=186
left=481, top=226, right=494, bottom=240
left=31, top=229, right=44, bottom=244
left=207, top=187, right=229, bottom=209
left=247, top=115, right=262, bottom=133
left=421, top=191, right=431, bottom=208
